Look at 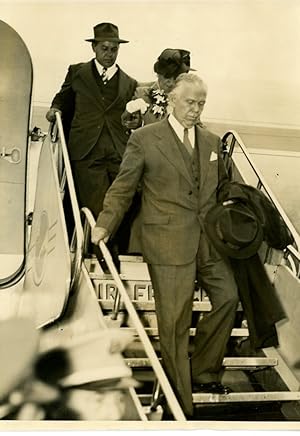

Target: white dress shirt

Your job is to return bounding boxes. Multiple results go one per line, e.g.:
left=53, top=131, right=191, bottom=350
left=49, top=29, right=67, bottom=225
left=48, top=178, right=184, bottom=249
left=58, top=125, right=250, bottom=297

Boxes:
left=94, top=59, right=118, bottom=82
left=168, top=114, right=195, bottom=148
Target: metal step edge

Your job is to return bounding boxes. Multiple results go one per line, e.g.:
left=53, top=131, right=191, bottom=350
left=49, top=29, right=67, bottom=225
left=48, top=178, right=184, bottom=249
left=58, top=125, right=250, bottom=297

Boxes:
left=138, top=391, right=300, bottom=404
left=119, top=327, right=249, bottom=337
left=125, top=357, right=278, bottom=368
left=98, top=299, right=243, bottom=312
left=192, top=391, right=300, bottom=403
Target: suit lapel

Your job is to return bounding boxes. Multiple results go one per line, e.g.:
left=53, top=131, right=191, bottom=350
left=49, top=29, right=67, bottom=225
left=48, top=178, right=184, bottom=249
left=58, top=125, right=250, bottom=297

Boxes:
left=155, top=119, right=193, bottom=186
left=196, top=126, right=212, bottom=191
left=105, top=67, right=127, bottom=111
left=77, top=60, right=105, bottom=108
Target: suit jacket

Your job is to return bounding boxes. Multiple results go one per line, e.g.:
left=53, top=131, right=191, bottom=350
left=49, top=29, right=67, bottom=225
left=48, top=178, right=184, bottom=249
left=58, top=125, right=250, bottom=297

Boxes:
left=51, top=60, right=137, bottom=160
left=97, top=117, right=228, bottom=265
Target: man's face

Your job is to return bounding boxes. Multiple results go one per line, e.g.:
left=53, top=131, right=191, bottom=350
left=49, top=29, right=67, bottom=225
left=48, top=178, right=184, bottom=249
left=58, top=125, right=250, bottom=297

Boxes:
left=170, top=82, right=207, bottom=128
left=92, top=41, right=119, bottom=68
left=157, top=74, right=176, bottom=94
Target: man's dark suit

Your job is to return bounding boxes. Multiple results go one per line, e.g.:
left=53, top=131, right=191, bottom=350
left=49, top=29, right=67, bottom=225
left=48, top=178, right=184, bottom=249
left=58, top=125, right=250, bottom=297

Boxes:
left=51, top=59, right=137, bottom=217
left=96, top=118, right=238, bottom=415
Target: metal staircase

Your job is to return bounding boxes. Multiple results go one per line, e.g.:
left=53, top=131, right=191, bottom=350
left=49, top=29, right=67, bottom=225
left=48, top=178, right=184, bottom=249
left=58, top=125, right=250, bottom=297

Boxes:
left=80, top=129, right=300, bottom=421
left=50, top=113, right=300, bottom=421
left=81, top=250, right=300, bottom=418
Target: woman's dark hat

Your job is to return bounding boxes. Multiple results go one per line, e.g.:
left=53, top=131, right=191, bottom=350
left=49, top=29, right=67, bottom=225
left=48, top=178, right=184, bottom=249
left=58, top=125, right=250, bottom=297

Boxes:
left=154, top=48, right=195, bottom=79
left=204, top=202, right=264, bottom=259
left=85, top=22, right=129, bottom=43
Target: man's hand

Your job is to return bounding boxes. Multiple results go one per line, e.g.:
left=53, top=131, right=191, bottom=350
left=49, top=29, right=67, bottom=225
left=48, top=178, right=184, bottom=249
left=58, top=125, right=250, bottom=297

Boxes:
left=45, top=108, right=62, bottom=123
left=121, top=110, right=142, bottom=130
left=91, top=226, right=110, bottom=245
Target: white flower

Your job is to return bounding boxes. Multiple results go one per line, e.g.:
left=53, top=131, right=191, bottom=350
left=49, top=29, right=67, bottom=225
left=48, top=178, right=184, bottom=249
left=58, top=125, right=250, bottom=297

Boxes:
left=152, top=105, right=164, bottom=115
left=154, top=94, right=166, bottom=104
left=126, top=98, right=149, bottom=114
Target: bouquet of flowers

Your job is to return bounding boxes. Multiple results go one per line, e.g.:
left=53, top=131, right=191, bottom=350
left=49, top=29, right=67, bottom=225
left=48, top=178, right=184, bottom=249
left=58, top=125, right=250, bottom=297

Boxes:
left=148, top=89, right=169, bottom=118
left=126, top=98, right=149, bottom=114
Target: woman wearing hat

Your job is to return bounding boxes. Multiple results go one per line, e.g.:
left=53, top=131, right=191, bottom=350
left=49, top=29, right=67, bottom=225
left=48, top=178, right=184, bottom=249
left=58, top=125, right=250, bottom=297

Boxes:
left=122, top=48, right=195, bottom=128
left=123, top=49, right=199, bottom=253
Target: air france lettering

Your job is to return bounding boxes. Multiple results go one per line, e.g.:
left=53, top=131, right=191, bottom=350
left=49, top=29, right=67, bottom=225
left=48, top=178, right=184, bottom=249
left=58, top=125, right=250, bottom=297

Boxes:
left=96, top=280, right=154, bottom=301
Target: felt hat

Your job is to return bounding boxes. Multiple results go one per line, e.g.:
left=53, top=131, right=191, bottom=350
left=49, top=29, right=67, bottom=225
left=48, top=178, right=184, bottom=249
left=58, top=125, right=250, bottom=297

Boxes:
left=85, top=22, right=129, bottom=43
left=154, top=48, right=195, bottom=78
left=204, top=201, right=264, bottom=259
left=54, top=329, right=138, bottom=389
left=0, top=317, right=39, bottom=401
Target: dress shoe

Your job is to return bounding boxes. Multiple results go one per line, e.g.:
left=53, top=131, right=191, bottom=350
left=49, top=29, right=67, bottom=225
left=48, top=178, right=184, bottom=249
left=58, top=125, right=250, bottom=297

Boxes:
left=193, top=381, right=232, bottom=394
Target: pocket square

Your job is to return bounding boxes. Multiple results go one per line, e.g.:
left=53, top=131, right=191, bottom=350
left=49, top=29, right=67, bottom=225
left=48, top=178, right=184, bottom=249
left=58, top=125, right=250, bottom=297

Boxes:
left=209, top=151, right=218, bottom=161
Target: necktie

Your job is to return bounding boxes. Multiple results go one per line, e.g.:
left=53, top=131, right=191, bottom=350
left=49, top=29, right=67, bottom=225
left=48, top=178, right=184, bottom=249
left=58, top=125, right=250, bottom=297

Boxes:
left=183, top=128, right=193, bottom=155
left=101, top=67, right=108, bottom=85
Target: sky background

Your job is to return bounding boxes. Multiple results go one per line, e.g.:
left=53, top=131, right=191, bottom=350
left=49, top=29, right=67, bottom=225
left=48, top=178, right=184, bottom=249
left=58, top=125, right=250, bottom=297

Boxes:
left=1, top=0, right=300, bottom=127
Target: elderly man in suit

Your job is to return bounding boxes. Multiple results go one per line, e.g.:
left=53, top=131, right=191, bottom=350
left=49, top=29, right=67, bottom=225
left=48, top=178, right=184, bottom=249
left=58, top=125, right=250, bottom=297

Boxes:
left=92, top=73, right=239, bottom=417
left=46, top=22, right=138, bottom=221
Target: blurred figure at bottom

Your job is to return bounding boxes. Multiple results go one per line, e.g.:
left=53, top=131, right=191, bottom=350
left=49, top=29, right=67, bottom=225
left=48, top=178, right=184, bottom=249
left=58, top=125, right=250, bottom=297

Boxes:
left=37, top=328, right=139, bottom=420
left=0, top=317, right=60, bottom=420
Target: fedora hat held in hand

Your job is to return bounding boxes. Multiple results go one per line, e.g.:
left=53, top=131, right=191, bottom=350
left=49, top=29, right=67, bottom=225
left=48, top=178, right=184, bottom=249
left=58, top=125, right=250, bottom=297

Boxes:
left=85, top=22, right=129, bottom=43
left=204, top=201, right=263, bottom=259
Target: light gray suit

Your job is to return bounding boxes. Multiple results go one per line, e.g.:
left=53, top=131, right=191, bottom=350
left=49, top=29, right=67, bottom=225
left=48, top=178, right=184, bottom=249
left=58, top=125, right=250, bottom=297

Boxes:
left=96, top=118, right=238, bottom=415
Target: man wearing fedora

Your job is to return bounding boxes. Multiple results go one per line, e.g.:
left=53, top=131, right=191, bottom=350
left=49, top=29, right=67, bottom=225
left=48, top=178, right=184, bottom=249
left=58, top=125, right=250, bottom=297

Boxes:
left=91, top=73, right=239, bottom=417
left=46, top=23, right=138, bottom=252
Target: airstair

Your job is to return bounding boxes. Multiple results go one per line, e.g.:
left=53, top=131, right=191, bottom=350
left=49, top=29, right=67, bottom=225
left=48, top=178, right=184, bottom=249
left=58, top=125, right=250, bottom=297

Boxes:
left=78, top=127, right=300, bottom=420
left=3, top=107, right=300, bottom=421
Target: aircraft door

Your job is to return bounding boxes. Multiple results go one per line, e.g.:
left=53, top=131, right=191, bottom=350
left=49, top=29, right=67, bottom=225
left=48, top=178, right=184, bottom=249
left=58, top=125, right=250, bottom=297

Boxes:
left=0, top=20, right=32, bottom=286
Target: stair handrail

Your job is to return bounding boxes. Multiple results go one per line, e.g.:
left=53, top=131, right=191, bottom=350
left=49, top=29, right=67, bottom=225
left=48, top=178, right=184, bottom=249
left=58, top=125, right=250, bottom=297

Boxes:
left=81, top=206, right=186, bottom=421
left=223, top=129, right=300, bottom=250
left=53, top=112, right=84, bottom=291
left=223, top=130, right=300, bottom=278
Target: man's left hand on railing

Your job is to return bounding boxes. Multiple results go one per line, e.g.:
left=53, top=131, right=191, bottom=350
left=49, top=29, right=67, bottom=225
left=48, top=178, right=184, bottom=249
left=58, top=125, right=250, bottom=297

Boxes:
left=91, top=225, right=110, bottom=245
left=45, top=107, right=62, bottom=123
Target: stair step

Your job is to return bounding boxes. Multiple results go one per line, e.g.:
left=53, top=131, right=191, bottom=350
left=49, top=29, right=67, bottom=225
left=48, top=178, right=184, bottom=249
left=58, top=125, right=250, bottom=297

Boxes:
left=119, top=327, right=249, bottom=337
left=125, top=357, right=278, bottom=368
left=139, top=391, right=300, bottom=404
left=192, top=391, right=300, bottom=403
left=99, top=299, right=210, bottom=312
left=98, top=299, right=243, bottom=312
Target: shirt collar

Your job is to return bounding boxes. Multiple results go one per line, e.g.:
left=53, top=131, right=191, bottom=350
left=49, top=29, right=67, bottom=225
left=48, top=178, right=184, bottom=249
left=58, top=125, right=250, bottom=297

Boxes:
left=94, top=59, right=118, bottom=81
left=168, top=114, right=195, bottom=147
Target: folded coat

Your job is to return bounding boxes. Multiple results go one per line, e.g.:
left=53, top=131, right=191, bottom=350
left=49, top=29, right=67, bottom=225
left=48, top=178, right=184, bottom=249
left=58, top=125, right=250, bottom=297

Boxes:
left=215, top=180, right=292, bottom=349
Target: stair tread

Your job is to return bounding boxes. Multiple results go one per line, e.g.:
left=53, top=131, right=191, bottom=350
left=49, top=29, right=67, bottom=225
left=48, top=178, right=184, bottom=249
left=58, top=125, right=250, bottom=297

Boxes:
left=125, top=357, right=278, bottom=368
left=119, top=326, right=249, bottom=337
left=192, top=391, right=300, bottom=403
left=138, top=391, right=300, bottom=404
left=98, top=299, right=243, bottom=312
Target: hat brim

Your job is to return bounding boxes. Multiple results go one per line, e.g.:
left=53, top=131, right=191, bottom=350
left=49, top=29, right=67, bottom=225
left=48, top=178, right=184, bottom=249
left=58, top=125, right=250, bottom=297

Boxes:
left=204, top=203, right=263, bottom=259
left=60, top=371, right=140, bottom=389
left=85, top=37, right=129, bottom=43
